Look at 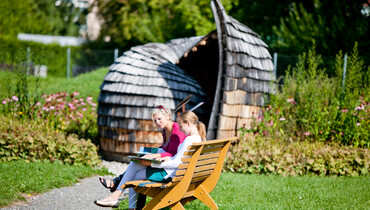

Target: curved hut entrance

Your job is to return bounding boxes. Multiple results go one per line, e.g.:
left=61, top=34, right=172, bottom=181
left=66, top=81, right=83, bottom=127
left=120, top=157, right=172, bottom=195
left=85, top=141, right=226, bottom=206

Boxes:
left=176, top=31, right=219, bottom=126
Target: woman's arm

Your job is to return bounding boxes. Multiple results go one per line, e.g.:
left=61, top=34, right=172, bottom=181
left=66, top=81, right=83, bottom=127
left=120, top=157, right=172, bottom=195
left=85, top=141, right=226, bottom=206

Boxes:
left=160, top=134, right=181, bottom=157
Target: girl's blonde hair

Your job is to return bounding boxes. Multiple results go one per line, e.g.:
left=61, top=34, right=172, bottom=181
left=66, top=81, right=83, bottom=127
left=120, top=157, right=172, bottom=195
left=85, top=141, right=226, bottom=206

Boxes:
left=177, top=110, right=206, bottom=141
left=151, top=104, right=172, bottom=121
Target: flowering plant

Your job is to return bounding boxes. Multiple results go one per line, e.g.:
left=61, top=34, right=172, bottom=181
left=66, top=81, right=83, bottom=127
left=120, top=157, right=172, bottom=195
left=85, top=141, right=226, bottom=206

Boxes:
left=1, top=91, right=98, bottom=143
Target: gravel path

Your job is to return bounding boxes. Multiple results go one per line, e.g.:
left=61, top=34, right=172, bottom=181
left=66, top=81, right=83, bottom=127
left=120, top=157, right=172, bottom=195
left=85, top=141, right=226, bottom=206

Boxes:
left=3, top=160, right=129, bottom=210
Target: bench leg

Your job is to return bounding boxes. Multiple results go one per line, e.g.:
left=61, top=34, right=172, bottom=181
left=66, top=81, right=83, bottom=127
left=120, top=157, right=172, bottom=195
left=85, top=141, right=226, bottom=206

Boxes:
left=169, top=202, right=185, bottom=210
left=193, top=185, right=218, bottom=210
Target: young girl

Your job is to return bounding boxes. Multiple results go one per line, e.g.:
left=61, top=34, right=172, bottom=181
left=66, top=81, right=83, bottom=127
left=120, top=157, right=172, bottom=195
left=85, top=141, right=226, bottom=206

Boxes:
left=94, top=111, right=206, bottom=209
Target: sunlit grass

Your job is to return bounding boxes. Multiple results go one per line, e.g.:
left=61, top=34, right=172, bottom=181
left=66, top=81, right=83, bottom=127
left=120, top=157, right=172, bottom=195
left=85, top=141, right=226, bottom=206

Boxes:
left=117, top=173, right=370, bottom=209
left=0, top=67, right=108, bottom=101
left=0, top=160, right=109, bottom=207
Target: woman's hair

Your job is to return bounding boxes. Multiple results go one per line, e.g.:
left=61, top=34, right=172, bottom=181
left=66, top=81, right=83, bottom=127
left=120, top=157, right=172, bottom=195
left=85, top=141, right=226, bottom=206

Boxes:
left=151, top=104, right=172, bottom=121
left=177, top=110, right=206, bottom=141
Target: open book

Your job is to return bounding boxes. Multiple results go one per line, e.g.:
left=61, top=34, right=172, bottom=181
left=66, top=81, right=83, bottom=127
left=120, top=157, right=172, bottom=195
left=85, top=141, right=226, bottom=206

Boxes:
left=128, top=147, right=165, bottom=163
left=128, top=156, right=163, bottom=164
left=137, top=147, right=165, bottom=156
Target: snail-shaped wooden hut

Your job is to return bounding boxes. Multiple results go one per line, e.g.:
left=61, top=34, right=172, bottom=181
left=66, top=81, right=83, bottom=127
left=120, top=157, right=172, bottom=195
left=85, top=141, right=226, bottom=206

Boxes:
left=98, top=0, right=275, bottom=161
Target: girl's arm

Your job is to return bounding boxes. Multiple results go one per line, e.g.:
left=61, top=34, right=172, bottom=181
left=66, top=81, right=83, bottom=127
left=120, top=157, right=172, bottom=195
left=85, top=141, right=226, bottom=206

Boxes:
left=151, top=139, right=192, bottom=169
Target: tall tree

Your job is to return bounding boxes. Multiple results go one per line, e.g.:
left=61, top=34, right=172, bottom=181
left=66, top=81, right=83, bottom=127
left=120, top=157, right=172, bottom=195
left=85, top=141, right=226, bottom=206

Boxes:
left=228, top=0, right=295, bottom=46
left=94, top=0, right=234, bottom=49
left=272, top=0, right=369, bottom=57
left=0, top=0, right=52, bottom=37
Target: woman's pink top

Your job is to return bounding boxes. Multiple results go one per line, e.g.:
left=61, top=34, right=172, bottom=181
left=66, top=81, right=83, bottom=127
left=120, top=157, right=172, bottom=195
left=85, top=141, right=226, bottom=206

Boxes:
left=160, top=122, right=186, bottom=157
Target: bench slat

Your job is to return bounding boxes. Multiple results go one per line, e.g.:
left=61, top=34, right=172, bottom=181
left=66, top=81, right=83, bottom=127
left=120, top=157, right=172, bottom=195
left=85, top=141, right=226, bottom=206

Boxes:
left=178, top=157, right=218, bottom=169
left=187, top=141, right=228, bottom=150
left=183, top=146, right=223, bottom=156
left=181, top=152, right=220, bottom=163
left=190, top=137, right=237, bottom=146
left=172, top=170, right=213, bottom=182
left=175, top=163, right=216, bottom=176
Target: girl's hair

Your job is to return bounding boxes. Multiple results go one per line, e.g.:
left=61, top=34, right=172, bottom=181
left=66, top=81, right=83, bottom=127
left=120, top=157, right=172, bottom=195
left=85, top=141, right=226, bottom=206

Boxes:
left=151, top=104, right=172, bottom=121
left=177, top=110, right=206, bottom=141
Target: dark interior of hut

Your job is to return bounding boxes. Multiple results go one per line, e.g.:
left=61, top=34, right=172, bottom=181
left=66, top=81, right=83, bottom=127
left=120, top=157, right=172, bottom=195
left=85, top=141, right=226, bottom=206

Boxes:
left=176, top=31, right=219, bottom=127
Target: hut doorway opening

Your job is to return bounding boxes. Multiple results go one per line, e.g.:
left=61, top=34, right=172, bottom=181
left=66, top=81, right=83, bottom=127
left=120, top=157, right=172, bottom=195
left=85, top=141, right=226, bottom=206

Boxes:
left=176, top=31, right=219, bottom=126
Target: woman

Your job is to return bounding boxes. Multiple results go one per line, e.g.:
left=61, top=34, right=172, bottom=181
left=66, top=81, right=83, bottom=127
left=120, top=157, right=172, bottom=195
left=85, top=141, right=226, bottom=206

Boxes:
left=94, top=110, right=206, bottom=209
left=95, top=104, right=186, bottom=205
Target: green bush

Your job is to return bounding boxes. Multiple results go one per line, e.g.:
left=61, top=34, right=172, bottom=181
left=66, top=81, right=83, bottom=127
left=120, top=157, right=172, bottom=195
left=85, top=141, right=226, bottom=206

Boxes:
left=248, top=43, right=369, bottom=147
left=0, top=115, right=100, bottom=166
left=224, top=135, right=369, bottom=176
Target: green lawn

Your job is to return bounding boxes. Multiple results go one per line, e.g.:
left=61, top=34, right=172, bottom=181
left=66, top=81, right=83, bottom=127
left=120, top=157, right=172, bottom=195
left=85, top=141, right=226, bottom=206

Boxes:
left=0, top=67, right=109, bottom=101
left=0, top=160, right=109, bottom=207
left=118, top=172, right=370, bottom=210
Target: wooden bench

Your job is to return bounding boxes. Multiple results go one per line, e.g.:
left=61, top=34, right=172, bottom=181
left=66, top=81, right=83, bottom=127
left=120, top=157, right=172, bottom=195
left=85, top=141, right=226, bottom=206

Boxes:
left=124, top=137, right=237, bottom=210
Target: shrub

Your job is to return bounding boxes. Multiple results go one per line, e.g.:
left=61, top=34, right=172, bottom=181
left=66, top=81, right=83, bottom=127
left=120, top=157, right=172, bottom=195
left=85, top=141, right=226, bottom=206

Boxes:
left=0, top=115, right=100, bottom=166
left=224, top=134, right=369, bottom=176
left=248, top=43, right=369, bottom=147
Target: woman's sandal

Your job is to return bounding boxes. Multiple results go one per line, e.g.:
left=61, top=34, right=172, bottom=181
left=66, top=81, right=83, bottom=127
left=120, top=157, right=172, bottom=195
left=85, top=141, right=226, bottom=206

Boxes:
left=99, top=177, right=117, bottom=192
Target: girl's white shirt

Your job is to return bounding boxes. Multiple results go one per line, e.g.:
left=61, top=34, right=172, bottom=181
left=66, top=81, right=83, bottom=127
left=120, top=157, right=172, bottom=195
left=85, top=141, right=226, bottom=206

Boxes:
left=151, top=135, right=202, bottom=178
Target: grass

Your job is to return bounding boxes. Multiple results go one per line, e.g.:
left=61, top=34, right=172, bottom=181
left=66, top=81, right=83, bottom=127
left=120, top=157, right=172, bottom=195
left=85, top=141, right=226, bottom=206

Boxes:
left=117, top=173, right=370, bottom=210
left=0, top=160, right=110, bottom=207
left=0, top=67, right=109, bottom=102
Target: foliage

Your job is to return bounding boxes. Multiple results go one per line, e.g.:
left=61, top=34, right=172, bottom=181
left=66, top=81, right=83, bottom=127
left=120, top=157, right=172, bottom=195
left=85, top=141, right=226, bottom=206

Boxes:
left=94, top=0, right=234, bottom=48
left=224, top=135, right=369, bottom=176
left=229, top=0, right=294, bottom=45
left=0, top=0, right=52, bottom=37
left=246, top=44, right=369, bottom=147
left=0, top=36, right=71, bottom=77
left=0, top=115, right=100, bottom=166
left=0, top=0, right=84, bottom=37
left=0, top=160, right=109, bottom=207
left=272, top=0, right=370, bottom=59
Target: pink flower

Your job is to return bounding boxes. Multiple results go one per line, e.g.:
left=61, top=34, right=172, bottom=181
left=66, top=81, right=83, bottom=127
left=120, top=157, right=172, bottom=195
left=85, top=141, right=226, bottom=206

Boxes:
left=341, top=108, right=348, bottom=113
left=59, top=104, right=65, bottom=109
left=12, top=96, right=19, bottom=101
left=287, top=97, right=296, bottom=105
left=86, top=96, right=93, bottom=101
left=50, top=106, right=55, bottom=110
left=77, top=112, right=83, bottom=119
left=72, top=91, right=80, bottom=97
left=82, top=108, right=87, bottom=111
left=2, top=100, right=6, bottom=104
left=90, top=102, right=97, bottom=107
left=355, top=104, right=364, bottom=111
left=356, top=122, right=360, bottom=126
left=267, top=120, right=274, bottom=126
left=304, top=132, right=310, bottom=136
left=266, top=105, right=273, bottom=111
left=36, top=102, right=41, bottom=106
left=279, top=117, right=286, bottom=121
